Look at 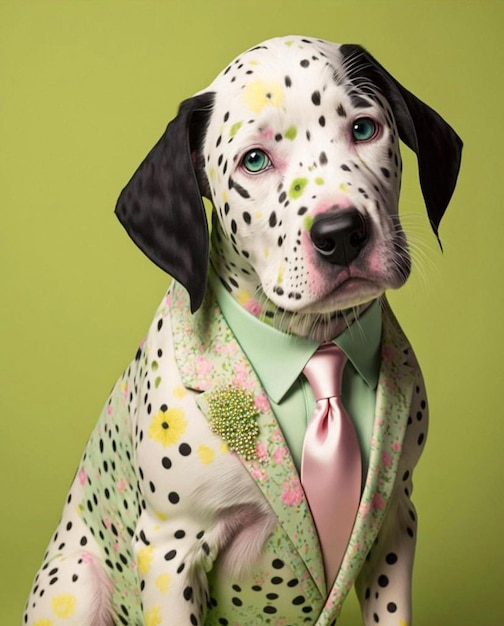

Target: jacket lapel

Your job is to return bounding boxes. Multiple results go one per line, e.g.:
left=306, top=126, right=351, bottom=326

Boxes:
left=169, top=282, right=327, bottom=598
left=318, top=299, right=417, bottom=621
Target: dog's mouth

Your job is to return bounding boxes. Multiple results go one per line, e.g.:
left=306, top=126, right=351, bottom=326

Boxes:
left=259, top=276, right=379, bottom=341
left=297, top=274, right=384, bottom=315
left=305, top=231, right=411, bottom=311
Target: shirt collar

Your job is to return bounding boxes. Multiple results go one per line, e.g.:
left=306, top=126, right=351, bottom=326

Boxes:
left=209, top=270, right=382, bottom=403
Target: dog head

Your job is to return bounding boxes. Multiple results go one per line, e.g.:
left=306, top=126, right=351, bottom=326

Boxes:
left=116, top=36, right=462, bottom=340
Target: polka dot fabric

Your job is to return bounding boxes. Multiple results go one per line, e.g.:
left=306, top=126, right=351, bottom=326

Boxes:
left=24, top=280, right=427, bottom=626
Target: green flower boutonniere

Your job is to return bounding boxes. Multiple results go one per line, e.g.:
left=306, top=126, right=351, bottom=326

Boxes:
left=208, top=386, right=260, bottom=461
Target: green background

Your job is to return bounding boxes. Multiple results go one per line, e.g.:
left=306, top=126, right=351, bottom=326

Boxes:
left=1, top=1, right=502, bottom=623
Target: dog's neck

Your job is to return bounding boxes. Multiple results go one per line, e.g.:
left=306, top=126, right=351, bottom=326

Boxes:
left=209, top=222, right=374, bottom=343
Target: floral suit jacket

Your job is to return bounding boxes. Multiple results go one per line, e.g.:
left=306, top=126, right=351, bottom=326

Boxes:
left=25, top=281, right=428, bottom=626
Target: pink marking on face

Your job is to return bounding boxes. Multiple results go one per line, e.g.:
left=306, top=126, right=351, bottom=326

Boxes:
left=260, top=127, right=275, bottom=141
left=311, top=196, right=352, bottom=217
left=365, top=248, right=384, bottom=274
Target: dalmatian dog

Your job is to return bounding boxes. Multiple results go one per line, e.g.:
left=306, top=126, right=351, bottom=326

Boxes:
left=24, top=36, right=461, bottom=626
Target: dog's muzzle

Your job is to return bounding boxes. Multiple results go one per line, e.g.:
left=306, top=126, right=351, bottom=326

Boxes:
left=310, top=208, right=368, bottom=265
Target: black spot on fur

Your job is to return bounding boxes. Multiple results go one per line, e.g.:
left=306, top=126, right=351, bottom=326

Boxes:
left=229, top=177, right=251, bottom=199
left=336, top=103, right=347, bottom=117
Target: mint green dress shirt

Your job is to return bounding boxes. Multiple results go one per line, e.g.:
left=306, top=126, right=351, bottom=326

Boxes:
left=210, top=273, right=382, bottom=479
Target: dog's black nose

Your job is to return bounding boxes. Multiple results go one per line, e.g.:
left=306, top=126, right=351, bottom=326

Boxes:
left=310, top=208, right=368, bottom=265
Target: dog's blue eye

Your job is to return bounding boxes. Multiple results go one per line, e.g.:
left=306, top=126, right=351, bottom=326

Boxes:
left=352, top=118, right=378, bottom=142
left=242, top=149, right=271, bottom=173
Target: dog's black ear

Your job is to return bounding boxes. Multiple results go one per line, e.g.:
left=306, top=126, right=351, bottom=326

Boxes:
left=339, top=44, right=462, bottom=244
left=115, top=92, right=215, bottom=312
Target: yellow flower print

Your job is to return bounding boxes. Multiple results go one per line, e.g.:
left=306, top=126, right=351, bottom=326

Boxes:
left=243, top=79, right=284, bottom=113
left=51, top=593, right=76, bottom=618
left=197, top=444, right=215, bottom=465
left=237, top=289, right=251, bottom=307
left=172, top=385, right=187, bottom=399
left=155, top=572, right=172, bottom=593
left=144, top=604, right=162, bottom=626
left=34, top=620, right=53, bottom=626
left=137, top=545, right=154, bottom=575
left=148, top=405, right=187, bottom=447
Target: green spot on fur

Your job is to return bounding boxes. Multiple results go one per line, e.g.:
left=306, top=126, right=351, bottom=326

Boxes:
left=285, top=125, right=297, bottom=140
left=230, top=121, right=243, bottom=137
left=304, top=215, right=314, bottom=231
left=151, top=361, right=158, bottom=371
left=289, top=177, right=308, bottom=199
left=315, top=177, right=324, bottom=185
left=154, top=376, right=162, bottom=389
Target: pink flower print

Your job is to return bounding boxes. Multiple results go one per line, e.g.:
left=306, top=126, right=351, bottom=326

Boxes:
left=250, top=466, right=267, bottom=482
left=196, top=355, right=213, bottom=378
left=244, top=299, right=262, bottom=317
left=78, top=469, right=87, bottom=485
left=256, top=442, right=268, bottom=462
left=232, top=361, right=254, bottom=391
left=372, top=492, right=386, bottom=510
left=272, top=428, right=283, bottom=443
left=273, top=446, right=288, bottom=464
left=281, top=477, right=304, bottom=507
left=381, top=451, right=392, bottom=468
left=175, top=293, right=185, bottom=311
left=214, top=341, right=235, bottom=356
left=359, top=501, right=371, bottom=519
left=254, top=392, right=270, bottom=413
left=392, top=440, right=401, bottom=452
left=117, top=479, right=127, bottom=493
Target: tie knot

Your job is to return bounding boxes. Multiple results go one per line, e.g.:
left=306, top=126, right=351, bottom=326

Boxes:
left=303, top=343, right=347, bottom=401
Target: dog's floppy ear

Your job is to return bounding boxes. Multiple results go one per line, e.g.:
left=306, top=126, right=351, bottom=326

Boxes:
left=115, top=92, right=215, bottom=312
left=339, top=44, right=462, bottom=244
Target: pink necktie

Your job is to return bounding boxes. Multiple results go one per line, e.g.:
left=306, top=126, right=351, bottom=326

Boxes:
left=301, top=343, right=362, bottom=588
